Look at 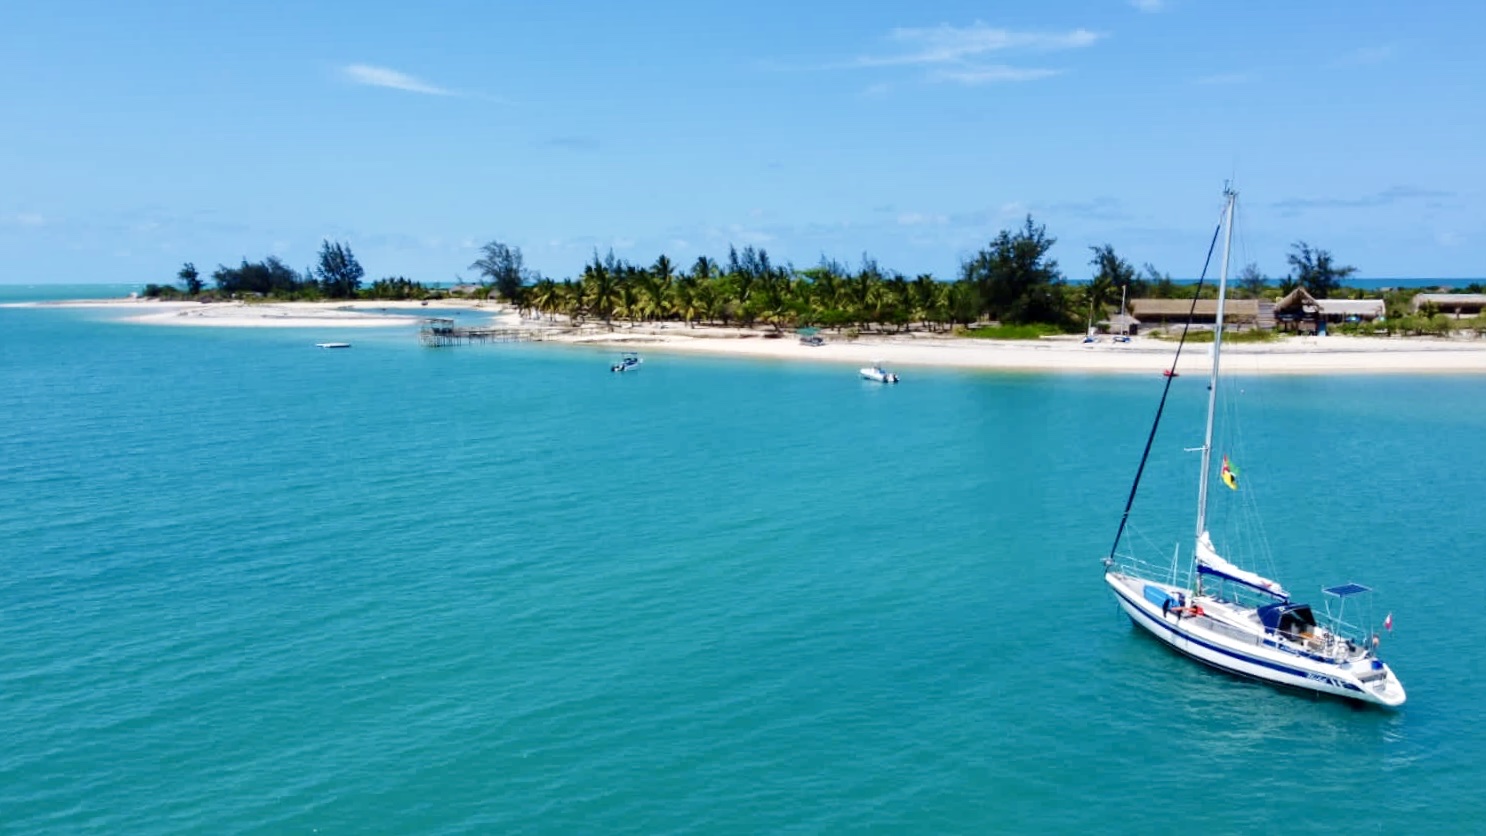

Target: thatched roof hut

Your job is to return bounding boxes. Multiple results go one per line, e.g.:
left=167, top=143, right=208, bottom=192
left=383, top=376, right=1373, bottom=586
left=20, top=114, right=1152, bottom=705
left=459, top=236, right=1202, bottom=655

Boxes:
left=1128, top=298, right=1259, bottom=328
left=1274, top=288, right=1385, bottom=324
left=1412, top=293, right=1486, bottom=317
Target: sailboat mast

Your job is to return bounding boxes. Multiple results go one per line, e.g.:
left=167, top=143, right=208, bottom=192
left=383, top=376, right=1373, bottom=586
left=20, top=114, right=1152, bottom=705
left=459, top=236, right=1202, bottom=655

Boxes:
left=1195, top=187, right=1237, bottom=539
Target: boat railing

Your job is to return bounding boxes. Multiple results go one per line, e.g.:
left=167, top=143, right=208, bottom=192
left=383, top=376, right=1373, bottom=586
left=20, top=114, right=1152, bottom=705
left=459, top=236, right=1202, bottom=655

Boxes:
left=1197, top=617, right=1263, bottom=647
left=1108, top=553, right=1190, bottom=589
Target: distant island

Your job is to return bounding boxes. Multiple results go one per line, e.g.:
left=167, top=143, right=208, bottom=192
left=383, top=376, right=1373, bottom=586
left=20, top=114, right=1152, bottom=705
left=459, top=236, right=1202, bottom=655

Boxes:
left=141, top=218, right=1486, bottom=342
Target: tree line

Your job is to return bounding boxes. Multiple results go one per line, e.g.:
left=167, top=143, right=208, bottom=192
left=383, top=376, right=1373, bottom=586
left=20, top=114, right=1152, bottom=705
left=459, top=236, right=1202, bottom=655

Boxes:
left=142, top=220, right=1378, bottom=333
left=493, top=219, right=1368, bottom=333
left=143, top=240, right=426, bottom=301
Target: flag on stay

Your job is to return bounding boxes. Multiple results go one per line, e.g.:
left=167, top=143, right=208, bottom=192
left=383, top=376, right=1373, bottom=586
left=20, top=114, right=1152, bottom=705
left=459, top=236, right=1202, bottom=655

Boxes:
left=1220, top=455, right=1240, bottom=490
left=1384, top=612, right=1393, bottom=632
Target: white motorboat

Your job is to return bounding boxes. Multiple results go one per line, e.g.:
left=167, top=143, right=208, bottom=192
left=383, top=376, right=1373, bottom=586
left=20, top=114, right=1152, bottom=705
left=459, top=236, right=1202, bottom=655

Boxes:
left=1100, top=187, right=1405, bottom=708
left=860, top=362, right=899, bottom=383
left=610, top=352, right=642, bottom=373
left=315, top=342, right=352, bottom=349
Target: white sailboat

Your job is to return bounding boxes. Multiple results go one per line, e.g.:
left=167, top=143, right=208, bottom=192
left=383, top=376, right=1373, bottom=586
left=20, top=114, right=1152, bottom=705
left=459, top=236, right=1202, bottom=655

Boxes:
left=1101, top=187, right=1405, bottom=707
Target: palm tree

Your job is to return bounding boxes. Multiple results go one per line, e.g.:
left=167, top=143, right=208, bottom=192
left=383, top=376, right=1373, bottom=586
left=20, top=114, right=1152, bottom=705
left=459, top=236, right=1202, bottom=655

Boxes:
left=639, top=256, right=674, bottom=321
left=693, top=281, right=720, bottom=325
left=672, top=274, right=701, bottom=326
left=911, top=274, right=939, bottom=330
left=582, top=253, right=620, bottom=328
left=529, top=278, right=559, bottom=321
left=1086, top=244, right=1132, bottom=326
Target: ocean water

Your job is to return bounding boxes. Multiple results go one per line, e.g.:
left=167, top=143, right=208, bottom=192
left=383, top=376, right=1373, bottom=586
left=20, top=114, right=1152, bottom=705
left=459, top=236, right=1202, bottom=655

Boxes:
left=3, top=289, right=1486, bottom=833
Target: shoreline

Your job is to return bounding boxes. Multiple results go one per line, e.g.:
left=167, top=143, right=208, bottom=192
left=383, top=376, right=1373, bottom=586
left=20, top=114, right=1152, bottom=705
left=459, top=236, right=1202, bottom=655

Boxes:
left=11, top=296, right=1486, bottom=374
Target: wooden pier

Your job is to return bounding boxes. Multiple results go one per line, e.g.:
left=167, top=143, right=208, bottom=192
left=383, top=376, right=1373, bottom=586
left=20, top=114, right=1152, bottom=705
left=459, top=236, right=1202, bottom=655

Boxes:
left=418, top=318, right=541, bottom=347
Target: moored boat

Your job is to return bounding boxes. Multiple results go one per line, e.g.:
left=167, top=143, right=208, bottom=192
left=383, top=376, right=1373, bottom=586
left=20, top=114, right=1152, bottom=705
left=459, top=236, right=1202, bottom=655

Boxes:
left=860, top=362, right=899, bottom=383
left=1100, top=187, right=1404, bottom=708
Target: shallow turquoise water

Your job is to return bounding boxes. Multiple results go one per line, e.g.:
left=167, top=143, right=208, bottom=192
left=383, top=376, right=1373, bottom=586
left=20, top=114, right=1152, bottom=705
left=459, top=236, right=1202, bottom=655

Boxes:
left=3, top=292, right=1484, bottom=832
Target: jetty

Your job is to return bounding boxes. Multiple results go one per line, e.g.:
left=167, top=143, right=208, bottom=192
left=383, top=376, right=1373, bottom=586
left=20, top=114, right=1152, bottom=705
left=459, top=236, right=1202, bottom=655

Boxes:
left=418, top=318, right=541, bottom=347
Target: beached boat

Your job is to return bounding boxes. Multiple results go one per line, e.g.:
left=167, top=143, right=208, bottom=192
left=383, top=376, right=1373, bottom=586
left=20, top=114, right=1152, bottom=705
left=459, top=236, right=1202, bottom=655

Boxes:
left=610, top=352, right=643, bottom=373
left=860, top=362, right=899, bottom=383
left=1101, top=187, right=1405, bottom=707
left=315, top=342, right=352, bottom=349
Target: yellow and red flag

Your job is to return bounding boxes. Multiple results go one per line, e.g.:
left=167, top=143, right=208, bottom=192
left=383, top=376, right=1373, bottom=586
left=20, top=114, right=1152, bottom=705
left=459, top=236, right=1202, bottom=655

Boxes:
left=1220, top=455, right=1239, bottom=490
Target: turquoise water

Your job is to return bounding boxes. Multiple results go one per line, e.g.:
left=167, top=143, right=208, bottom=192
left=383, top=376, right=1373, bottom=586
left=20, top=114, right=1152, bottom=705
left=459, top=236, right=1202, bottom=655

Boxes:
left=4, top=290, right=1485, bottom=832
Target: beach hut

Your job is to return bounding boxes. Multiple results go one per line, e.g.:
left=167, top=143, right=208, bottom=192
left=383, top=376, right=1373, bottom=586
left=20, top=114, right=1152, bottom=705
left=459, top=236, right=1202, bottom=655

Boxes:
left=1127, top=298, right=1259, bottom=332
left=1273, top=288, right=1386, bottom=334
left=1107, top=312, right=1141, bottom=336
left=1411, top=293, right=1486, bottom=318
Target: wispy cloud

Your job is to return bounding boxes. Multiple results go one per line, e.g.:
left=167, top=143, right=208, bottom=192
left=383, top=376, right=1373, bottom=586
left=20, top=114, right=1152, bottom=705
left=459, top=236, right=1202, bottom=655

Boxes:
left=859, top=23, right=1102, bottom=67
left=1194, top=71, right=1256, bottom=85
left=341, top=64, right=455, bottom=96
left=1129, top=0, right=1167, bottom=12
left=1, top=212, right=46, bottom=227
left=1271, top=186, right=1454, bottom=211
left=540, top=136, right=600, bottom=152
left=1335, top=45, right=1396, bottom=67
left=897, top=212, right=950, bottom=227
left=930, top=66, right=1062, bottom=84
left=841, top=22, right=1102, bottom=86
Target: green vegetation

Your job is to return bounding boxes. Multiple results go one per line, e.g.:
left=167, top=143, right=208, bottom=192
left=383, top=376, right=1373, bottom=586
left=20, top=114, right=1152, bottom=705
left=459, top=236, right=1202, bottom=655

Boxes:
left=960, top=323, right=1066, bottom=340
left=143, top=239, right=430, bottom=301
left=1152, top=328, right=1283, bottom=343
left=149, top=219, right=1486, bottom=341
left=1287, top=242, right=1356, bottom=297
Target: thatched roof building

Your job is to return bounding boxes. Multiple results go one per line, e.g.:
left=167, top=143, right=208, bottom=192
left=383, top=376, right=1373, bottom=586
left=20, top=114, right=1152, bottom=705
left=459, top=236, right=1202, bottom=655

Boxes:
left=1412, top=293, right=1486, bottom=317
left=1128, top=298, right=1259, bottom=329
left=1274, top=288, right=1385, bottom=331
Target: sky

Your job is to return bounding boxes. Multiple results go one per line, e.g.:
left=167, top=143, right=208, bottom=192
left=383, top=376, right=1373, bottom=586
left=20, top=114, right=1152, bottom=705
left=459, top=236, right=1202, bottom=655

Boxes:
left=2, top=0, right=1482, bottom=285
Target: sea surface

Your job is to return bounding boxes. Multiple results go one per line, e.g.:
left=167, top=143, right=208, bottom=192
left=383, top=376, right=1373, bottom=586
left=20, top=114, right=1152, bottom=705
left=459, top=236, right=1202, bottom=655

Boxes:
left=4, top=286, right=1485, bottom=833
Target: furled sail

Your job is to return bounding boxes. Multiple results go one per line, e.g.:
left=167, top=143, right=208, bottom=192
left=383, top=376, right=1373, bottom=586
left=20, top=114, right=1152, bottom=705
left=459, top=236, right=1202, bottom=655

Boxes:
left=1195, top=531, right=1289, bottom=600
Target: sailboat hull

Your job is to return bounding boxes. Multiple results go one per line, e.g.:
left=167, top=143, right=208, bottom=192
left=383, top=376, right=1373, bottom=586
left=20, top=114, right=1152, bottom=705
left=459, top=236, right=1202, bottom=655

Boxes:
left=1105, top=572, right=1405, bottom=708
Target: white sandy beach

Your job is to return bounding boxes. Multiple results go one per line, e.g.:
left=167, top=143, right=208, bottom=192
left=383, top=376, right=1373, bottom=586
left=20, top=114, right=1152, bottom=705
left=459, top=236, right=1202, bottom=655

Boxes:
left=12, top=297, right=515, bottom=328
left=552, top=325, right=1486, bottom=375
left=15, top=297, right=1486, bottom=374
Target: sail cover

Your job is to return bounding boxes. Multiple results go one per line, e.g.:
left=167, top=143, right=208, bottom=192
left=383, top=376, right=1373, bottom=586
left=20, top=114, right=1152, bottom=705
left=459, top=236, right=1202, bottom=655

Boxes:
left=1195, top=531, right=1289, bottom=600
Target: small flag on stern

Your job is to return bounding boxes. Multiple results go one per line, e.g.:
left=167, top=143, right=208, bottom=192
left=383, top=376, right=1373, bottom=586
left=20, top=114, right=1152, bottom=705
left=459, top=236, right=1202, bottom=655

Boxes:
left=1220, top=455, right=1239, bottom=490
left=1384, top=612, right=1393, bottom=632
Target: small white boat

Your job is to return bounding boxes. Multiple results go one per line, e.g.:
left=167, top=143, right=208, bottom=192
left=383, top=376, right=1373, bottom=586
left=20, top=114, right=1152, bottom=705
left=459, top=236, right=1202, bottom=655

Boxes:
left=611, top=352, right=642, bottom=373
left=860, top=362, right=899, bottom=383
left=315, top=342, right=352, bottom=349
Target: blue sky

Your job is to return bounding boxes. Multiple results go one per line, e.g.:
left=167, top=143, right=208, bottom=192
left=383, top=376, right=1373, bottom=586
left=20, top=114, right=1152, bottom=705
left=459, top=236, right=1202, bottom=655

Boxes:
left=2, top=0, right=1482, bottom=285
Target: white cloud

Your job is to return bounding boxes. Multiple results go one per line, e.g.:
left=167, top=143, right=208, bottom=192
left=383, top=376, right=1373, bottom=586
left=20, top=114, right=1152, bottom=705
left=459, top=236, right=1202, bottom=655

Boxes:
left=341, top=64, right=454, bottom=96
left=1337, top=45, right=1395, bottom=66
left=859, top=23, right=1102, bottom=68
left=897, top=212, right=950, bottom=226
left=998, top=201, right=1028, bottom=219
left=1194, top=72, right=1256, bottom=85
left=2, top=212, right=46, bottom=227
left=931, top=66, right=1062, bottom=84
left=1129, top=0, right=1166, bottom=12
left=844, top=22, right=1101, bottom=86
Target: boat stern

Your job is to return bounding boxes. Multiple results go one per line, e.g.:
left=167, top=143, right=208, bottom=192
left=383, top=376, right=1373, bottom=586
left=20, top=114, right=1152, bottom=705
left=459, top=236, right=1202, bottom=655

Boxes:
left=1359, top=663, right=1407, bottom=707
